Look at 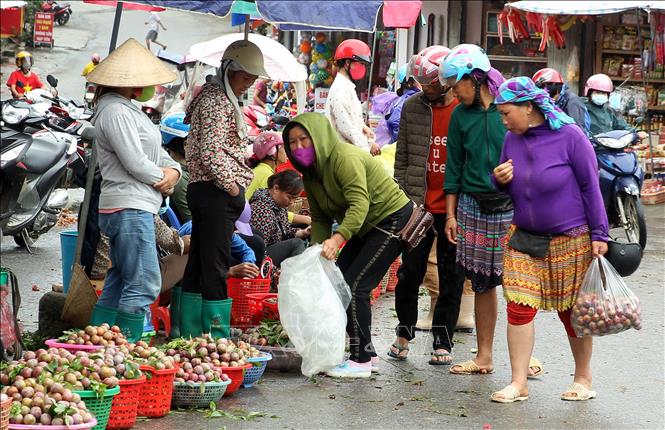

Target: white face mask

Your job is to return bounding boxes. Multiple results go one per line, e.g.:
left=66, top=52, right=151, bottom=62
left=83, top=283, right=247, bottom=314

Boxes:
left=591, top=93, right=609, bottom=106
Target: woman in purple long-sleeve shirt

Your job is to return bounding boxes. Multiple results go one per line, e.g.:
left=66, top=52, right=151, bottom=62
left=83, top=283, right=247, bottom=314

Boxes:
left=491, top=77, right=609, bottom=404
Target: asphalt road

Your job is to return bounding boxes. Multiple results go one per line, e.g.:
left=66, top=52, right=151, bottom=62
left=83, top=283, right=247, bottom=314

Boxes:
left=2, top=203, right=663, bottom=429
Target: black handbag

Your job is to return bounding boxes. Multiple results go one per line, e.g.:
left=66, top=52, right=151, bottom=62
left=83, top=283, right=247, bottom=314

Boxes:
left=508, top=228, right=553, bottom=258
left=472, top=192, right=513, bottom=214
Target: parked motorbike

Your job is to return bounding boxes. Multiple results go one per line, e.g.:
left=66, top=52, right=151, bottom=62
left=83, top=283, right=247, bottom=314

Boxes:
left=592, top=129, right=647, bottom=249
left=0, top=123, right=90, bottom=251
left=41, top=1, right=72, bottom=26
left=243, top=105, right=269, bottom=138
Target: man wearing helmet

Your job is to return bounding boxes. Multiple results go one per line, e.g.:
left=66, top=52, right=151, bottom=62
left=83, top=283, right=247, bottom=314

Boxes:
left=325, top=39, right=380, bottom=155
left=583, top=73, right=648, bottom=141
left=6, top=51, right=44, bottom=98
left=81, top=53, right=102, bottom=78
left=389, top=46, right=466, bottom=365
left=533, top=68, right=590, bottom=134
left=160, top=112, right=191, bottom=223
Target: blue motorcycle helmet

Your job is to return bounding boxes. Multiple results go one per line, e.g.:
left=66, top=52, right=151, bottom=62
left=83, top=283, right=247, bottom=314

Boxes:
left=160, top=112, right=189, bottom=148
left=397, top=64, right=409, bottom=85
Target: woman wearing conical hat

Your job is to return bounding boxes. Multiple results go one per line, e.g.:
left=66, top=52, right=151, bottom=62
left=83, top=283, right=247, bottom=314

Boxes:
left=87, top=38, right=182, bottom=341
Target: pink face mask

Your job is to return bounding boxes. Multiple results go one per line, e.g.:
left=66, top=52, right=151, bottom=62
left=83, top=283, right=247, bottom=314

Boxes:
left=291, top=146, right=316, bottom=167
left=349, top=62, right=367, bottom=80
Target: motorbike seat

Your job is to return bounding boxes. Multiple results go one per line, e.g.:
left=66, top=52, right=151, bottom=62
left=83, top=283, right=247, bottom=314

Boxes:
left=20, top=133, right=68, bottom=173
left=0, top=128, right=32, bottom=151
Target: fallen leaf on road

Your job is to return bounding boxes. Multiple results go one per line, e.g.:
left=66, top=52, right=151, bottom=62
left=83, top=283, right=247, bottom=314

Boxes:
left=411, top=380, right=424, bottom=386
left=483, top=424, right=492, bottom=429
left=394, top=401, right=404, bottom=410
left=328, top=394, right=336, bottom=400
left=32, top=285, right=40, bottom=291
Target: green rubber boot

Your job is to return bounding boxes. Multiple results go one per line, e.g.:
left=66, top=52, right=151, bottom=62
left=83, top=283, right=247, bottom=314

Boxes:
left=89, top=303, right=117, bottom=326
left=180, top=292, right=203, bottom=338
left=115, top=310, right=146, bottom=343
left=169, top=286, right=182, bottom=339
left=201, top=299, right=232, bottom=339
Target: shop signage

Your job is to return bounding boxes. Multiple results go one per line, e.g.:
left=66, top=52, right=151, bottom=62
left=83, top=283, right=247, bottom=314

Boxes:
left=314, top=87, right=329, bottom=113
left=33, top=12, right=54, bottom=47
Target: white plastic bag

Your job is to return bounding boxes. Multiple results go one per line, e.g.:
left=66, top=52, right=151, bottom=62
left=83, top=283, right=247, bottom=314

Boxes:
left=278, top=245, right=352, bottom=376
left=571, top=256, right=642, bottom=337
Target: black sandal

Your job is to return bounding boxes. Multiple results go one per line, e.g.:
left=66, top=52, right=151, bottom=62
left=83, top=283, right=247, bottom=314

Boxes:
left=387, top=343, right=409, bottom=360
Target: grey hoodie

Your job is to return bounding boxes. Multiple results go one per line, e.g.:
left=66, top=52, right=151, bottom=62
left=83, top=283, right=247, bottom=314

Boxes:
left=93, top=92, right=181, bottom=214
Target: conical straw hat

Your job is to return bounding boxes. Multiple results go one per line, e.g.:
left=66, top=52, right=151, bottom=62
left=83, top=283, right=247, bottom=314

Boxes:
left=87, top=38, right=177, bottom=87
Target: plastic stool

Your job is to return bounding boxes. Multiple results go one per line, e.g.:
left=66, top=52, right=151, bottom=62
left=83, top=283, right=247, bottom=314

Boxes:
left=149, top=299, right=171, bottom=339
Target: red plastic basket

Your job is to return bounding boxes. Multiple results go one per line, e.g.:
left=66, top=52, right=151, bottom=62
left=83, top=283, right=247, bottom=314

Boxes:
left=385, top=257, right=401, bottom=292
left=246, top=293, right=278, bottom=325
left=137, top=365, right=177, bottom=418
left=262, top=296, right=279, bottom=320
left=106, top=374, right=146, bottom=429
left=218, top=363, right=252, bottom=396
left=1, top=396, right=11, bottom=430
left=228, top=278, right=271, bottom=327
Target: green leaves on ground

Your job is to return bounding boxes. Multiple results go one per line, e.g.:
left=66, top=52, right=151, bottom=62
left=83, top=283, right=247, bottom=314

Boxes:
left=204, top=402, right=267, bottom=421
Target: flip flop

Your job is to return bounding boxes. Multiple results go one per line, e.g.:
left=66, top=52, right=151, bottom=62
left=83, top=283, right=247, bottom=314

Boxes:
left=386, top=343, right=409, bottom=360
left=527, top=357, right=544, bottom=379
left=449, top=359, right=494, bottom=375
left=491, top=385, right=529, bottom=403
left=561, top=382, right=597, bottom=401
left=429, top=350, right=453, bottom=366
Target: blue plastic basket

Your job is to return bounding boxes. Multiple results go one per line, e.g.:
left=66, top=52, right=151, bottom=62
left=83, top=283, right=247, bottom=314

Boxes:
left=242, top=352, right=272, bottom=388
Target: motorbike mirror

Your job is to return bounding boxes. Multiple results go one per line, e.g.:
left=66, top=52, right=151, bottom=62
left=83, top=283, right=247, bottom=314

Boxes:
left=47, top=75, right=58, bottom=88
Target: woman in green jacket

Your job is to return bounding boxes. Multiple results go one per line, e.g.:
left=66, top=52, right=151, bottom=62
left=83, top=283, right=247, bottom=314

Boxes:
left=439, top=44, right=542, bottom=378
left=283, top=113, right=412, bottom=379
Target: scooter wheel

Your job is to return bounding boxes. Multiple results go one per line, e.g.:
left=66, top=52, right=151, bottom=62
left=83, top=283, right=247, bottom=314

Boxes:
left=58, top=12, right=70, bottom=25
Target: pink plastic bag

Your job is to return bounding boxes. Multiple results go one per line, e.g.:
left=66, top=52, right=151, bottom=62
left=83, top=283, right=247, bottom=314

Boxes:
left=570, top=256, right=642, bottom=337
left=0, top=286, right=18, bottom=346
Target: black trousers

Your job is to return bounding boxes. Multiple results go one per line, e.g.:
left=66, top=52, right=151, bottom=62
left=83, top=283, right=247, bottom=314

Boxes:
left=182, top=181, right=244, bottom=300
left=394, top=213, right=465, bottom=351
left=337, top=204, right=412, bottom=363
left=266, top=237, right=306, bottom=267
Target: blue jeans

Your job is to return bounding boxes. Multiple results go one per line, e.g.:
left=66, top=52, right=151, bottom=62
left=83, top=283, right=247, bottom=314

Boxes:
left=98, top=209, right=161, bottom=314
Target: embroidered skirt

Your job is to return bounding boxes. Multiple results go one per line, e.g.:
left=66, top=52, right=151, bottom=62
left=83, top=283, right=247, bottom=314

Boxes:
left=502, top=224, right=593, bottom=312
left=456, top=193, right=513, bottom=293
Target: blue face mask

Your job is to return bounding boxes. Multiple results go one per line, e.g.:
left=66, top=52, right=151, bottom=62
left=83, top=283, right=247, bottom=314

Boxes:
left=591, top=93, right=609, bottom=106
left=609, top=92, right=621, bottom=110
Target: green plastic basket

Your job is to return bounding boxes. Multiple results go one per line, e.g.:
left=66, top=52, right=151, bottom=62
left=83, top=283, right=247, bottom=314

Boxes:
left=171, top=380, right=231, bottom=408
left=74, top=385, right=120, bottom=430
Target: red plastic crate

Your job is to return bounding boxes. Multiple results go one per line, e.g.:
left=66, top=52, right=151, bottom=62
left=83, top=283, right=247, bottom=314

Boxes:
left=385, top=257, right=401, bottom=292
left=228, top=278, right=271, bottom=328
left=107, top=374, right=146, bottom=429
left=137, top=365, right=177, bottom=418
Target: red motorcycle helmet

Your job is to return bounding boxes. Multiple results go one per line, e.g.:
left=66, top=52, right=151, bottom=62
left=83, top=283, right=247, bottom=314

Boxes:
left=334, top=39, right=371, bottom=63
left=532, top=68, right=564, bottom=87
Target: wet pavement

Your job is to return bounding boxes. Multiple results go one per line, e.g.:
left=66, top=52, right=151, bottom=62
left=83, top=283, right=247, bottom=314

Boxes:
left=2, top=204, right=663, bottom=429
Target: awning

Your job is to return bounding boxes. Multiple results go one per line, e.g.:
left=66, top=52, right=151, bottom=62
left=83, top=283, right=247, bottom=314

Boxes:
left=130, top=0, right=422, bottom=31
left=83, top=0, right=165, bottom=12
left=0, top=1, right=26, bottom=9
left=506, top=1, right=665, bottom=15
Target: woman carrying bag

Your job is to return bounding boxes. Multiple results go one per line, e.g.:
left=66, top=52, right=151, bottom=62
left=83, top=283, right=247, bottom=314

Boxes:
left=491, top=77, right=608, bottom=403
left=283, top=113, right=413, bottom=378
left=87, top=38, right=181, bottom=341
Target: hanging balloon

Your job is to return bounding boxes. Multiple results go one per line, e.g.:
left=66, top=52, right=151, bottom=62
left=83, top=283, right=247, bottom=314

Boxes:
left=311, top=52, right=321, bottom=63
left=316, top=69, right=329, bottom=82
left=324, top=75, right=334, bottom=86
left=309, top=73, right=319, bottom=85
left=300, top=41, right=312, bottom=54
left=310, top=63, right=319, bottom=73
left=315, top=32, right=326, bottom=44
left=301, top=54, right=311, bottom=64
left=315, top=43, right=327, bottom=54
left=316, top=58, right=328, bottom=69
